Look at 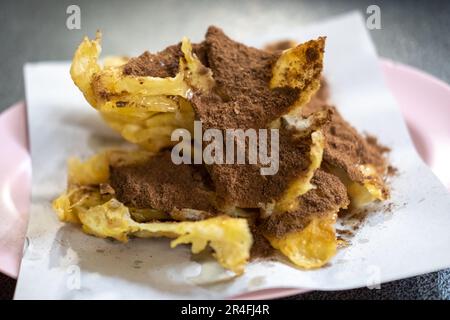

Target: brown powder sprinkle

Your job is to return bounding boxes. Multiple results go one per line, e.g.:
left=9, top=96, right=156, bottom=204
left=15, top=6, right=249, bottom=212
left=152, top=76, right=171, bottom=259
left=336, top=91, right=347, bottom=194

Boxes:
left=109, top=151, right=216, bottom=213
left=261, top=170, right=349, bottom=238
left=123, top=44, right=184, bottom=78
left=249, top=218, right=276, bottom=260
left=324, top=107, right=388, bottom=183
left=387, top=165, right=398, bottom=176
left=339, top=206, right=370, bottom=229
left=301, top=78, right=330, bottom=114
left=365, top=134, right=391, bottom=154
left=208, top=125, right=316, bottom=209
left=336, top=228, right=355, bottom=237
left=191, top=26, right=300, bottom=130
left=123, top=43, right=207, bottom=78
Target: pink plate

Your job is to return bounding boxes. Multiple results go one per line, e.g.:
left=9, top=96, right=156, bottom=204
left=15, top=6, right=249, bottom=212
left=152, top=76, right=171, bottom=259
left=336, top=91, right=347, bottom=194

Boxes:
left=381, top=59, right=450, bottom=190
left=0, top=102, right=31, bottom=278
left=1, top=59, right=449, bottom=300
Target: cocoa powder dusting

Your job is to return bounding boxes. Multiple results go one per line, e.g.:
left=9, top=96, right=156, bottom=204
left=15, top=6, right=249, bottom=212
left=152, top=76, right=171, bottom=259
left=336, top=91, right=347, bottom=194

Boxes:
left=324, top=107, right=388, bottom=182
left=302, top=78, right=330, bottom=114
left=387, top=165, right=398, bottom=176
left=123, top=43, right=207, bottom=78
left=209, top=126, right=313, bottom=208
left=261, top=170, right=349, bottom=238
left=249, top=219, right=276, bottom=260
left=365, top=134, right=391, bottom=154
left=191, top=26, right=299, bottom=130
left=109, top=151, right=215, bottom=213
left=123, top=44, right=184, bottom=78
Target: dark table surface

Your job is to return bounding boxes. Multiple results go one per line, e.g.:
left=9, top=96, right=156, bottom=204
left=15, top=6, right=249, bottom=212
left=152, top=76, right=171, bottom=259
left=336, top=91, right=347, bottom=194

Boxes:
left=1, top=0, right=449, bottom=300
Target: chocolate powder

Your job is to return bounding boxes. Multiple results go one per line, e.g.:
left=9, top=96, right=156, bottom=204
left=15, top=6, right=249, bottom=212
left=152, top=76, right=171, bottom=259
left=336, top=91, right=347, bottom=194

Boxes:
left=301, top=78, right=330, bottom=114
left=249, top=219, right=276, bottom=259
left=191, top=26, right=300, bottom=130
left=208, top=126, right=313, bottom=208
left=109, top=151, right=215, bottom=213
left=261, top=170, right=349, bottom=238
left=324, top=107, right=388, bottom=182
left=123, top=44, right=184, bottom=78
left=123, top=43, right=207, bottom=78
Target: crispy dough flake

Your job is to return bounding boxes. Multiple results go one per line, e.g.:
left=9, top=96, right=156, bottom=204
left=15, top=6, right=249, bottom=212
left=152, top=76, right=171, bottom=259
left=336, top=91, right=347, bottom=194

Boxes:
left=70, top=35, right=204, bottom=151
left=266, top=214, right=337, bottom=269
left=271, top=37, right=325, bottom=115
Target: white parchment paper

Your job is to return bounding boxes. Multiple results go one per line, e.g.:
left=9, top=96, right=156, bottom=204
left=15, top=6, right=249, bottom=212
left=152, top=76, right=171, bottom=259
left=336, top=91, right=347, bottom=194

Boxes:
left=14, top=12, right=450, bottom=299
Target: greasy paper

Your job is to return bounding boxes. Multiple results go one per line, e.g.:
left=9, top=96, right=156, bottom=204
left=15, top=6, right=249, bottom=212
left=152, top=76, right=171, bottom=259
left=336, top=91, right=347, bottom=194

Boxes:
left=14, top=12, right=450, bottom=299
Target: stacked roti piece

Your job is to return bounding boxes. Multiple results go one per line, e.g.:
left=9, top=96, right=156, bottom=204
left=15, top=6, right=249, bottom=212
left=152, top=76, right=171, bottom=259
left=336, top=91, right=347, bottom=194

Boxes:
left=54, top=27, right=390, bottom=274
